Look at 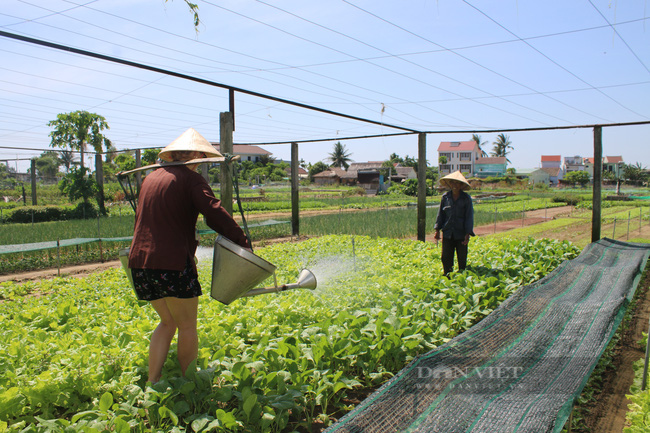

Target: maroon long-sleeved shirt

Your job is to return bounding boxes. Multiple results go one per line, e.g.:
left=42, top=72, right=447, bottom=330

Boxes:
left=128, top=165, right=249, bottom=271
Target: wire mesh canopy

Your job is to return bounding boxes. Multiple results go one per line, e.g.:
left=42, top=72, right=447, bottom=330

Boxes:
left=326, top=238, right=650, bottom=433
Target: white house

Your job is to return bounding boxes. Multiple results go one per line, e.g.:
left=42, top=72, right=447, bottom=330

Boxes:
left=437, top=141, right=481, bottom=176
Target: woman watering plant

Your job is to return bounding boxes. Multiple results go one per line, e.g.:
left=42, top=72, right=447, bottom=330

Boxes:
left=128, top=128, right=250, bottom=383
left=433, top=171, right=475, bottom=276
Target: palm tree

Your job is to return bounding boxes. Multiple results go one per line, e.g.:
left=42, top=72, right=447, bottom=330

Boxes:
left=328, top=141, right=352, bottom=170
left=490, top=133, right=514, bottom=165
left=471, top=134, right=488, bottom=157
left=58, top=150, right=76, bottom=173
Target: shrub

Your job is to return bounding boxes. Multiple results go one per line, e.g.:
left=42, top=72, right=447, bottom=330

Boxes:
left=551, top=193, right=582, bottom=206
left=3, top=202, right=99, bottom=223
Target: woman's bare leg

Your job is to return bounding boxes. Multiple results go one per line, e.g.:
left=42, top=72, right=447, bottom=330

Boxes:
left=164, top=296, right=199, bottom=376
left=148, top=298, right=178, bottom=383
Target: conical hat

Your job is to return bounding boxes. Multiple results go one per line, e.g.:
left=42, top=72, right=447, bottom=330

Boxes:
left=158, top=128, right=222, bottom=162
left=439, top=170, right=471, bottom=190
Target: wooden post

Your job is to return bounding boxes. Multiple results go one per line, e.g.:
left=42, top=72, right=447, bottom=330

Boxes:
left=95, top=152, right=106, bottom=215
left=591, top=126, right=602, bottom=243
left=220, top=112, right=234, bottom=215
left=30, top=159, right=37, bottom=206
left=135, top=149, right=142, bottom=195
left=417, top=132, right=427, bottom=242
left=291, top=142, right=300, bottom=236
left=201, top=162, right=209, bottom=183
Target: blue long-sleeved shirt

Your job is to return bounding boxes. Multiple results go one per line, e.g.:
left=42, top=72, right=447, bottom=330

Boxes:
left=434, top=190, right=475, bottom=240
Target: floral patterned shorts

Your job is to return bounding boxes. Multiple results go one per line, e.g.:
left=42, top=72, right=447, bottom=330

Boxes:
left=131, top=259, right=202, bottom=301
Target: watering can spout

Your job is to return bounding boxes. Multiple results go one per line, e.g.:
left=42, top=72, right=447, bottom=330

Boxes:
left=210, top=236, right=317, bottom=304
left=286, top=269, right=317, bottom=291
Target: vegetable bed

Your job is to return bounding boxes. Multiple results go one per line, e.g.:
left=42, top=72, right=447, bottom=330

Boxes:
left=0, top=235, right=579, bottom=432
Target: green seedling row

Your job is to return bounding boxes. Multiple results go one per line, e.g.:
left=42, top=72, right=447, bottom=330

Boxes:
left=0, top=235, right=579, bottom=432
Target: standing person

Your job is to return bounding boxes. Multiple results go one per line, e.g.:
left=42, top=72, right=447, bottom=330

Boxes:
left=128, top=128, right=250, bottom=383
left=433, top=171, right=475, bottom=276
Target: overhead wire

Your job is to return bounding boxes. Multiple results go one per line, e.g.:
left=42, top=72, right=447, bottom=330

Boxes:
left=586, top=0, right=650, bottom=74
left=341, top=0, right=616, bottom=125
left=256, top=0, right=564, bottom=127
left=461, top=0, right=650, bottom=121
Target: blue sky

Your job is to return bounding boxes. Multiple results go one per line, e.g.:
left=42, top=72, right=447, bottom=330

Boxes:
left=1, top=0, right=649, bottom=172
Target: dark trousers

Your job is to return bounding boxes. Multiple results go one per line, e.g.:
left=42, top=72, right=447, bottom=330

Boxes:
left=441, top=237, right=468, bottom=275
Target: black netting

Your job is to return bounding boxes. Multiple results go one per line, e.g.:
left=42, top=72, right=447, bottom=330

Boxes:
left=327, top=238, right=650, bottom=433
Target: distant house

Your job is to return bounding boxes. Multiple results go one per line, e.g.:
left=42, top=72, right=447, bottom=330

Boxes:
left=540, top=155, right=564, bottom=184
left=311, top=162, right=392, bottom=194
left=584, top=156, right=625, bottom=179
left=212, top=143, right=272, bottom=163
left=604, top=156, right=625, bottom=178
left=347, top=162, right=383, bottom=194
left=437, top=141, right=481, bottom=176
left=564, top=156, right=586, bottom=173
left=312, top=168, right=342, bottom=186
left=391, top=165, right=417, bottom=183
left=285, top=166, right=309, bottom=179
left=474, top=156, right=507, bottom=178
left=529, top=168, right=551, bottom=186
left=543, top=167, right=562, bottom=185
left=541, top=155, right=562, bottom=169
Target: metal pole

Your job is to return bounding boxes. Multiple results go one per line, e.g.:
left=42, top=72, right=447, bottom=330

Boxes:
left=417, top=132, right=427, bottom=242
left=56, top=239, right=60, bottom=277
left=627, top=211, right=631, bottom=240
left=97, top=215, right=104, bottom=262
left=219, top=112, right=234, bottom=215
left=640, top=207, right=643, bottom=234
left=494, top=206, right=497, bottom=233
left=290, top=142, right=299, bottom=237
left=591, top=126, right=603, bottom=242
left=30, top=159, right=37, bottom=206
left=522, top=200, right=525, bottom=226
left=613, top=217, right=617, bottom=239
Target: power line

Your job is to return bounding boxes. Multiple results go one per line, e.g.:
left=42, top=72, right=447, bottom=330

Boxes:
left=341, top=0, right=616, bottom=124
left=587, top=0, right=650, bottom=75
left=461, top=0, right=649, bottom=121
left=0, top=30, right=420, bottom=133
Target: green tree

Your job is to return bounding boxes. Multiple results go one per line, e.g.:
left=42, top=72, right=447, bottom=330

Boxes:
left=257, top=154, right=276, bottom=167
left=142, top=148, right=161, bottom=165
left=308, top=161, right=330, bottom=182
left=33, top=151, right=62, bottom=180
left=58, top=150, right=76, bottom=172
left=402, top=155, right=420, bottom=171
left=563, top=170, right=590, bottom=186
left=48, top=111, right=111, bottom=170
left=388, top=153, right=404, bottom=165
left=48, top=110, right=111, bottom=214
left=472, top=134, right=488, bottom=157
left=114, top=153, right=136, bottom=172
left=490, top=133, right=513, bottom=165
left=58, top=167, right=98, bottom=216
left=623, top=162, right=648, bottom=184
left=439, top=155, right=448, bottom=165
left=328, top=142, right=352, bottom=170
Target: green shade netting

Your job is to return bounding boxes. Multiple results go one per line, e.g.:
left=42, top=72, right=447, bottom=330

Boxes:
left=326, top=238, right=650, bottom=433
